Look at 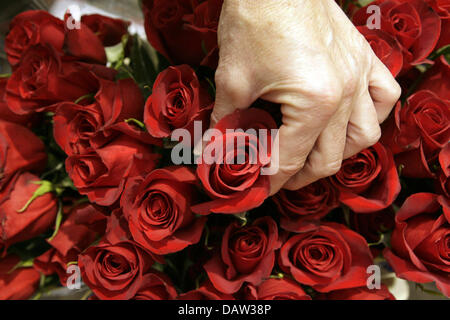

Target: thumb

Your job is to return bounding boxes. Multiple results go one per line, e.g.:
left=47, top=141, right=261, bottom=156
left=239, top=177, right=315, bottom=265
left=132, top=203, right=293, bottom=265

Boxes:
left=210, top=69, right=254, bottom=128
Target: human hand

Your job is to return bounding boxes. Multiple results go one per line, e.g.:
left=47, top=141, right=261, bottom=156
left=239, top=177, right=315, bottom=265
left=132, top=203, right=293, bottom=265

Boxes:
left=212, top=0, right=401, bottom=195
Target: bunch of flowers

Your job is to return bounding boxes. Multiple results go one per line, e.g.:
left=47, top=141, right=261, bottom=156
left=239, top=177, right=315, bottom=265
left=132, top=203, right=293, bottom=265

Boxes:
left=0, top=0, right=448, bottom=300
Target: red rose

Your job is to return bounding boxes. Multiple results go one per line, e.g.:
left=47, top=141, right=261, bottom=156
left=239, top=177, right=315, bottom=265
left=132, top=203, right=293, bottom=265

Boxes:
left=0, top=254, right=40, bottom=300
left=318, top=285, right=395, bottom=300
left=5, top=45, right=109, bottom=115
left=242, top=278, right=311, bottom=300
left=279, top=222, right=374, bottom=292
left=353, top=0, right=441, bottom=72
left=383, top=193, right=450, bottom=297
left=66, top=135, right=160, bottom=206
left=0, top=78, right=35, bottom=125
left=5, top=10, right=65, bottom=67
left=63, top=12, right=107, bottom=64
left=0, top=172, right=58, bottom=253
left=81, top=14, right=130, bottom=47
left=356, top=26, right=403, bottom=77
left=204, top=217, right=281, bottom=294
left=438, top=144, right=449, bottom=197
left=381, top=90, right=450, bottom=178
left=54, top=77, right=156, bottom=155
left=132, top=271, right=178, bottom=300
left=425, top=0, right=450, bottom=48
left=142, top=0, right=222, bottom=66
left=0, top=120, right=47, bottom=189
left=272, top=179, right=339, bottom=232
left=178, top=280, right=234, bottom=300
left=34, top=204, right=106, bottom=285
left=418, top=56, right=450, bottom=101
left=330, top=143, right=401, bottom=213
left=121, top=166, right=206, bottom=255
left=144, top=65, right=213, bottom=140
left=79, top=209, right=161, bottom=300
left=192, top=109, right=276, bottom=215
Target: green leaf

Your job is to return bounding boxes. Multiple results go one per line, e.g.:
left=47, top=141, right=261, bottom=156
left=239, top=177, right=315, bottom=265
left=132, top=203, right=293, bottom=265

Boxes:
left=17, top=181, right=54, bottom=213
left=74, top=93, right=95, bottom=105
left=428, top=44, right=450, bottom=61
left=8, top=258, right=35, bottom=274
left=0, top=73, right=11, bottom=78
left=47, top=201, right=64, bottom=242
left=129, top=34, right=159, bottom=95
left=125, top=118, right=146, bottom=129
left=234, top=212, right=248, bottom=226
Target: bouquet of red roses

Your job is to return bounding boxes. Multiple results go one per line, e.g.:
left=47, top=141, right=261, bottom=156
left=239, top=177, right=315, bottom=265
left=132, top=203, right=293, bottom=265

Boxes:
left=0, top=0, right=448, bottom=300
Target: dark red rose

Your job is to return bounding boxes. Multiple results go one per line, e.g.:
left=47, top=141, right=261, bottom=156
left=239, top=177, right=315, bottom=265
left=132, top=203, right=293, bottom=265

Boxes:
left=353, top=0, right=441, bottom=72
left=81, top=14, right=130, bottom=47
left=143, top=0, right=222, bottom=67
left=5, top=10, right=65, bottom=67
left=0, top=120, right=47, bottom=189
left=418, top=56, right=450, bottom=101
left=330, top=143, right=401, bottom=213
left=79, top=209, right=161, bottom=300
left=318, top=284, right=395, bottom=300
left=357, top=26, right=403, bottom=77
left=242, top=278, right=311, bottom=300
left=5, top=45, right=108, bottom=115
left=66, top=135, right=160, bottom=206
left=121, top=166, right=206, bottom=255
left=144, top=65, right=213, bottom=140
left=0, top=78, right=35, bottom=125
left=54, top=76, right=157, bottom=155
left=178, top=280, right=234, bottom=300
left=132, top=271, right=178, bottom=300
left=0, top=254, right=40, bottom=300
left=438, top=144, right=449, bottom=197
left=383, top=193, right=450, bottom=297
left=279, top=222, right=374, bottom=293
left=272, top=179, right=339, bottom=232
left=63, top=12, right=106, bottom=64
left=204, top=217, right=280, bottom=294
left=34, top=204, right=105, bottom=285
left=381, top=90, right=450, bottom=178
left=0, top=172, right=58, bottom=253
left=192, top=109, right=277, bottom=215
left=425, top=0, right=450, bottom=48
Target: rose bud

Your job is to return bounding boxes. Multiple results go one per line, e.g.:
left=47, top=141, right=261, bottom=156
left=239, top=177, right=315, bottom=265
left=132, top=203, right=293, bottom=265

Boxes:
left=132, top=271, right=178, bottom=300
left=356, top=26, right=403, bottom=77
left=381, top=90, right=450, bottom=178
left=0, top=120, right=47, bottom=189
left=192, top=108, right=277, bottom=214
left=178, top=280, right=234, bottom=300
left=279, top=222, right=373, bottom=293
left=272, top=178, right=339, bottom=232
left=81, top=14, right=131, bottom=47
left=353, top=0, right=441, bottom=72
left=142, top=0, right=222, bottom=66
left=34, top=204, right=106, bottom=285
left=330, top=142, right=401, bottom=213
left=204, top=217, right=281, bottom=294
left=0, top=172, right=58, bottom=252
left=0, top=254, right=40, bottom=300
left=317, top=284, right=395, bottom=300
left=5, top=45, right=108, bottom=115
left=242, top=278, right=311, bottom=300
left=144, top=65, right=213, bottom=140
left=383, top=193, right=450, bottom=297
left=54, top=76, right=158, bottom=155
left=121, top=166, right=206, bottom=255
left=66, top=135, right=160, bottom=206
left=5, top=10, right=65, bottom=67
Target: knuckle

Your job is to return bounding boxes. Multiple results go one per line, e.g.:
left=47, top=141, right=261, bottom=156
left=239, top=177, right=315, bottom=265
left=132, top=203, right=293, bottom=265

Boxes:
left=315, top=159, right=343, bottom=178
left=388, top=81, right=402, bottom=104
left=360, top=125, right=382, bottom=148
left=278, top=162, right=304, bottom=177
